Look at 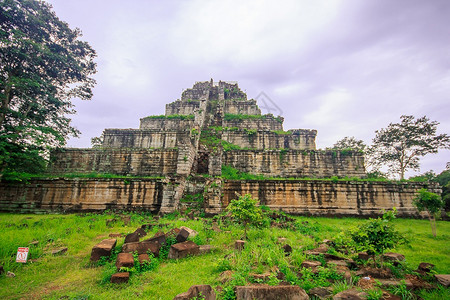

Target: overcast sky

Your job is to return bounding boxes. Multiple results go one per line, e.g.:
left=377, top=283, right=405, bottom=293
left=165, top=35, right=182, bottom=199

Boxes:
left=46, top=0, right=450, bottom=177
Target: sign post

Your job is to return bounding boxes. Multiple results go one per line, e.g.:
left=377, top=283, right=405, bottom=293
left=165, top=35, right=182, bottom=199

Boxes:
left=16, top=247, right=29, bottom=263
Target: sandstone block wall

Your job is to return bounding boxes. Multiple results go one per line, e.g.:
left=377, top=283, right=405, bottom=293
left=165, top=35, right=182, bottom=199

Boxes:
left=222, top=130, right=317, bottom=150
left=224, top=100, right=261, bottom=115
left=0, top=178, right=163, bottom=213
left=102, top=129, right=190, bottom=148
left=223, top=116, right=283, bottom=131
left=0, top=178, right=436, bottom=217
left=224, top=150, right=365, bottom=178
left=223, top=180, right=438, bottom=217
left=165, top=100, right=200, bottom=115
left=48, top=149, right=178, bottom=176
left=139, top=118, right=195, bottom=130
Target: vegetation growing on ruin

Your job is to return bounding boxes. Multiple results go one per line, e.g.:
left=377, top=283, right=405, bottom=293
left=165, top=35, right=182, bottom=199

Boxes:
left=142, top=114, right=195, bottom=120
left=0, top=211, right=448, bottom=299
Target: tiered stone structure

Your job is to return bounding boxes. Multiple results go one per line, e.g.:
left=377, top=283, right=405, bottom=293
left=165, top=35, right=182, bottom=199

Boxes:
left=0, top=80, right=436, bottom=216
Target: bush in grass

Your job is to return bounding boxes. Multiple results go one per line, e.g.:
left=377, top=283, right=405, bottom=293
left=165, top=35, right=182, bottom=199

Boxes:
left=413, top=188, right=444, bottom=237
left=348, top=208, right=407, bottom=267
left=226, top=194, right=263, bottom=240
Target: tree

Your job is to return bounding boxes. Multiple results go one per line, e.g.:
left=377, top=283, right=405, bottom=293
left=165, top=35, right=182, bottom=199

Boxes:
left=331, top=136, right=366, bottom=151
left=413, top=188, right=444, bottom=237
left=0, top=0, right=96, bottom=177
left=349, top=209, right=407, bottom=266
left=368, top=115, right=450, bottom=180
left=226, top=194, right=263, bottom=240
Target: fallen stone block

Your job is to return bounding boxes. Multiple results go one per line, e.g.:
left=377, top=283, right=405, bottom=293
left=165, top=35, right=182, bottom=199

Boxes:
left=235, top=285, right=309, bottom=300
left=6, top=271, right=15, bottom=278
left=116, top=253, right=134, bottom=271
left=29, top=240, right=39, bottom=246
left=308, top=287, right=332, bottom=299
left=358, top=251, right=370, bottom=260
left=124, top=232, right=140, bottom=243
left=199, top=245, right=214, bottom=255
left=122, top=241, right=161, bottom=257
left=435, top=274, right=450, bottom=287
left=166, top=228, right=181, bottom=239
left=134, top=227, right=147, bottom=238
left=176, top=228, right=190, bottom=243
left=173, top=284, right=216, bottom=300
left=52, top=247, right=68, bottom=255
left=333, top=288, right=367, bottom=300
left=145, top=231, right=166, bottom=246
left=109, top=233, right=122, bottom=238
left=180, top=226, right=198, bottom=237
left=301, top=260, right=321, bottom=268
left=235, top=240, right=246, bottom=251
left=90, top=239, right=117, bottom=262
left=377, top=279, right=413, bottom=290
left=111, top=272, right=129, bottom=283
left=138, top=253, right=150, bottom=264
left=282, top=244, right=292, bottom=256
left=383, top=252, right=405, bottom=262
left=168, top=241, right=199, bottom=259
left=418, top=262, right=435, bottom=273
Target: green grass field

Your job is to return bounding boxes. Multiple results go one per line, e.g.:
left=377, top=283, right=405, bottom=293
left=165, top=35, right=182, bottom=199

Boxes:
left=0, top=212, right=448, bottom=299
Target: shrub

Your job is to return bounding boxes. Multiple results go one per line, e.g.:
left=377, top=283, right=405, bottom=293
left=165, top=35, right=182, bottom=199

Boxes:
left=348, top=208, right=407, bottom=266
left=226, top=194, right=263, bottom=240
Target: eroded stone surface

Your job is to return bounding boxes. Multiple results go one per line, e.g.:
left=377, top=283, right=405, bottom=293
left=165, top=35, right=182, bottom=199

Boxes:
left=90, top=239, right=117, bottom=262
left=168, top=241, right=199, bottom=259
left=173, top=285, right=216, bottom=300
left=116, top=253, right=134, bottom=270
left=122, top=241, right=161, bottom=256
left=111, top=272, right=129, bottom=284
left=235, top=285, right=309, bottom=300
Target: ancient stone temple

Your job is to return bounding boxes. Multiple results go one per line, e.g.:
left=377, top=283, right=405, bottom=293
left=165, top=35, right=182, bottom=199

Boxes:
left=0, top=80, right=437, bottom=216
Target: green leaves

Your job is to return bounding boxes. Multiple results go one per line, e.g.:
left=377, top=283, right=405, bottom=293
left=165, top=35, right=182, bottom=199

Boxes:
left=368, top=115, right=450, bottom=179
left=0, top=0, right=97, bottom=176
left=226, top=194, right=263, bottom=239
left=348, top=209, right=407, bottom=263
left=413, top=188, right=443, bottom=215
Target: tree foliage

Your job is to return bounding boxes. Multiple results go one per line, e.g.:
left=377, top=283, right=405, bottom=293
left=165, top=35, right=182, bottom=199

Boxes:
left=331, top=136, right=366, bottom=152
left=413, top=188, right=444, bottom=237
left=226, top=194, right=263, bottom=240
left=0, top=0, right=97, bottom=177
left=368, top=115, right=450, bottom=180
left=349, top=209, right=407, bottom=266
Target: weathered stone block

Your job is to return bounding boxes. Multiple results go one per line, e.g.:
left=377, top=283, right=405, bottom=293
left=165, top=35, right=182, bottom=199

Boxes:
left=116, top=253, right=134, bottom=270
left=134, top=227, right=147, bottom=238
left=435, top=274, right=450, bottom=287
left=235, top=285, right=309, bottom=300
left=124, top=232, right=140, bottom=243
left=122, top=241, right=161, bottom=256
left=235, top=240, right=246, bottom=251
left=176, top=228, right=190, bottom=243
left=333, top=288, right=367, bottom=300
left=111, top=272, right=129, bottom=284
left=168, top=241, right=199, bottom=259
left=301, top=260, right=321, bottom=268
left=173, top=285, right=216, bottom=300
left=145, top=231, right=166, bottom=246
left=90, top=239, right=117, bottom=262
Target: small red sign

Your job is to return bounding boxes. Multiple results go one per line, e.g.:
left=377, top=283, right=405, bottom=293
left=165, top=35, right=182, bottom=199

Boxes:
left=16, top=247, right=29, bottom=263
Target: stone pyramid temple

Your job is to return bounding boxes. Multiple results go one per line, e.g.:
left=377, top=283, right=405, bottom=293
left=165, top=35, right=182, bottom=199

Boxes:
left=0, top=80, right=432, bottom=216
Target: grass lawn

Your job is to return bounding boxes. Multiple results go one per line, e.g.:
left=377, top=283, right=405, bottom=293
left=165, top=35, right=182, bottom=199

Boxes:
left=0, top=212, right=448, bottom=299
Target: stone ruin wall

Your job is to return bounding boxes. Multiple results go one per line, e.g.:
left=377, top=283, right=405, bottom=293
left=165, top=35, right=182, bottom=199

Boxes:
left=224, top=150, right=365, bottom=178
left=3, top=80, right=436, bottom=217
left=222, top=180, right=439, bottom=217
left=224, top=100, right=260, bottom=115
left=102, top=129, right=191, bottom=149
left=223, top=117, right=283, bottom=131
left=221, top=130, right=317, bottom=150
left=48, top=148, right=178, bottom=176
left=0, top=178, right=437, bottom=217
left=139, top=118, right=195, bottom=130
